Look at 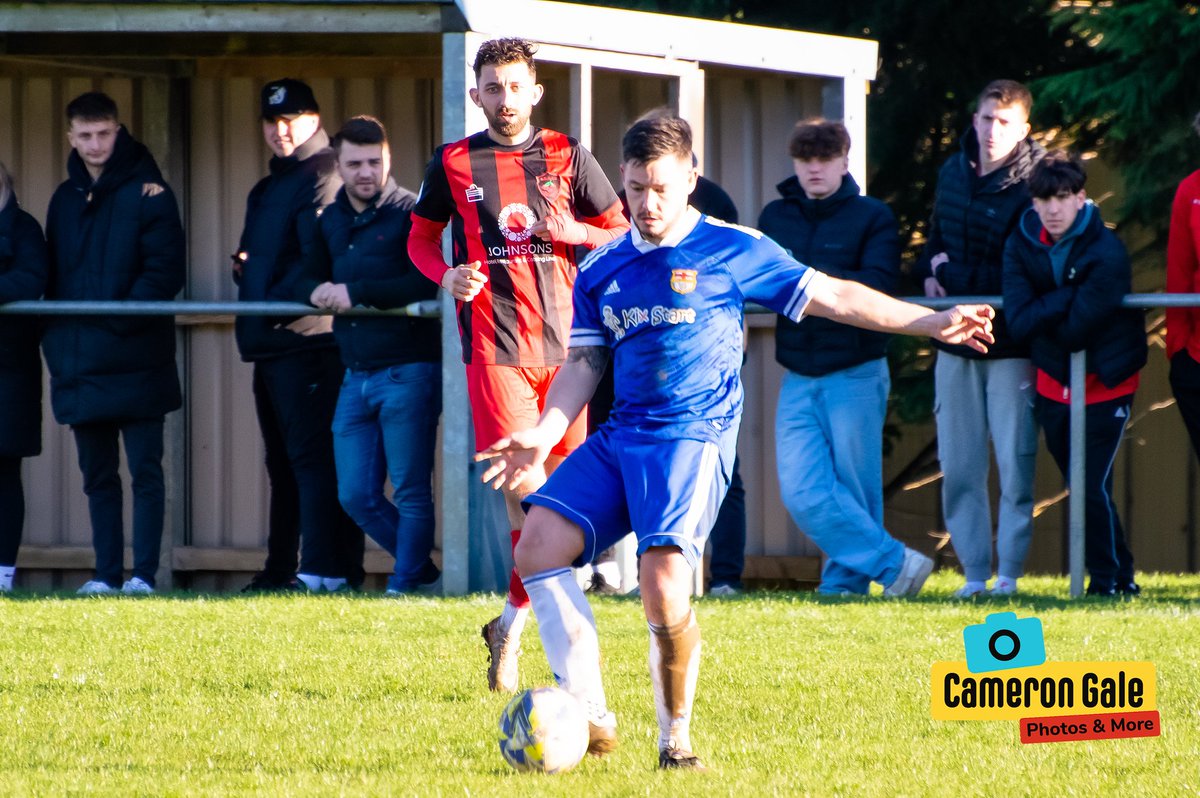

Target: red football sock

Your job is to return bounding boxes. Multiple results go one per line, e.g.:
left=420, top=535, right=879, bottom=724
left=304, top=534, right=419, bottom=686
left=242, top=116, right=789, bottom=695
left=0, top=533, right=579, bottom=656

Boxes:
left=507, top=528, right=530, bottom=608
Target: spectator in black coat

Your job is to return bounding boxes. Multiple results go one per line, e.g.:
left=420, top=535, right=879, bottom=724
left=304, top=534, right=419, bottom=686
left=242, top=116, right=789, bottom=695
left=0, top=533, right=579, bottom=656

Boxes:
left=1003, top=154, right=1145, bottom=596
left=0, top=162, right=49, bottom=593
left=759, top=120, right=927, bottom=596
left=235, top=79, right=362, bottom=593
left=43, top=92, right=185, bottom=595
left=913, top=80, right=1044, bottom=598
left=296, top=116, right=442, bottom=594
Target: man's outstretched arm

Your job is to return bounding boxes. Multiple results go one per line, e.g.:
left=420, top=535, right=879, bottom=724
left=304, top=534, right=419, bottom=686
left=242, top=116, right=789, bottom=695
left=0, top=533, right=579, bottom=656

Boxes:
left=806, top=274, right=995, bottom=353
left=477, top=345, right=610, bottom=490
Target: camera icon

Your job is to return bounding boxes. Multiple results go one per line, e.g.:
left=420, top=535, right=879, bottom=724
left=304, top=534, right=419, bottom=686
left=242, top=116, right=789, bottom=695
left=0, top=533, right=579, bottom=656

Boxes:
left=962, top=612, right=1046, bottom=673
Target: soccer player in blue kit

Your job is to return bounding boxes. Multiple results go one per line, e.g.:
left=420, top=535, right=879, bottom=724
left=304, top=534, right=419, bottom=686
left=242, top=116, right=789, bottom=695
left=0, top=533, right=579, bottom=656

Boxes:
left=478, top=114, right=995, bottom=770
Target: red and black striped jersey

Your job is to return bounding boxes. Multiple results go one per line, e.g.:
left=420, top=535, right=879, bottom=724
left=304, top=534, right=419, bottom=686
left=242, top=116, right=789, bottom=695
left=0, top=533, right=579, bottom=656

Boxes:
left=411, top=127, right=624, bottom=366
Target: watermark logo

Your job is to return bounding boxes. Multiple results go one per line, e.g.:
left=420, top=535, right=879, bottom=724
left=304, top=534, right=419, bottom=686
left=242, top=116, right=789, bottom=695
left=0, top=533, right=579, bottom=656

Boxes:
left=963, top=612, right=1045, bottom=673
left=931, top=612, right=1160, bottom=743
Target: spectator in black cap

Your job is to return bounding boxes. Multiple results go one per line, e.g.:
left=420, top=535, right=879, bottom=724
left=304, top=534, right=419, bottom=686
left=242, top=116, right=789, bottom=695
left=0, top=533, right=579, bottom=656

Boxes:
left=234, top=78, right=364, bottom=593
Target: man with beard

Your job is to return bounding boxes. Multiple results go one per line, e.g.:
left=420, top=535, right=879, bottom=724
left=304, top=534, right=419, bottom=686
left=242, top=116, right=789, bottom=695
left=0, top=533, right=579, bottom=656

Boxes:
left=297, top=116, right=442, bottom=594
left=408, top=37, right=628, bottom=694
left=477, top=113, right=995, bottom=768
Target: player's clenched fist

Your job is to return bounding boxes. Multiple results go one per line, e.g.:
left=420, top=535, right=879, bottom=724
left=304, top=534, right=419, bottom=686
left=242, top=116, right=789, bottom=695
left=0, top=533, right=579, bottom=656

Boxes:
left=441, top=261, right=488, bottom=302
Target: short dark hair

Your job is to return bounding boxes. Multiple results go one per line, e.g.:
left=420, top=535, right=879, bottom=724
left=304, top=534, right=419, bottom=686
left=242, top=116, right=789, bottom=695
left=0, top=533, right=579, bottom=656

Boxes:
left=788, top=120, right=851, bottom=160
left=622, top=114, right=692, bottom=165
left=331, top=115, right=388, bottom=154
left=473, top=37, right=537, bottom=80
left=1029, top=153, right=1086, bottom=199
left=66, top=92, right=118, bottom=124
left=976, top=79, right=1033, bottom=117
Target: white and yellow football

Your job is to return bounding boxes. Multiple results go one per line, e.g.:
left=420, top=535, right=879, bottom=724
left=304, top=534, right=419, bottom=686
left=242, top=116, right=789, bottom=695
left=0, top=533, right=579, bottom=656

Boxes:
left=497, top=686, right=589, bottom=774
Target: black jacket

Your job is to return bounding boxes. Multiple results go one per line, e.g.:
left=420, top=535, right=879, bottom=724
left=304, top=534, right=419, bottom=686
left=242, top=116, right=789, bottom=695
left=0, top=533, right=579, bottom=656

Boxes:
left=1003, top=204, right=1146, bottom=388
left=296, top=179, right=440, bottom=370
left=43, top=127, right=185, bottom=425
left=758, top=174, right=899, bottom=376
left=915, top=128, right=1045, bottom=359
left=234, top=128, right=341, bottom=361
left=0, top=192, right=48, bottom=456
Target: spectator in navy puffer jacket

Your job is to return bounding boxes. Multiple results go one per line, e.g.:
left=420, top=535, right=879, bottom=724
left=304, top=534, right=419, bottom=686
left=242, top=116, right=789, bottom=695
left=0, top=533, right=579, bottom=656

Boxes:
left=759, top=119, right=932, bottom=597
left=0, top=162, right=48, bottom=594
left=1003, top=154, right=1145, bottom=597
left=296, top=116, right=442, bottom=594
left=43, top=92, right=185, bottom=596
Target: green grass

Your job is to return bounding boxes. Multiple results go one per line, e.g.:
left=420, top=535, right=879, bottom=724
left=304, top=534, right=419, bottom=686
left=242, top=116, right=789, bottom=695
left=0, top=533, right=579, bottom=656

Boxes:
left=1, top=572, right=1198, bottom=797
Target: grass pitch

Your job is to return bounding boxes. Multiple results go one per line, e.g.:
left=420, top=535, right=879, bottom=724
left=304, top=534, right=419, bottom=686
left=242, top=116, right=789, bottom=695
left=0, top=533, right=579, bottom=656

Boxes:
left=1, top=572, right=1197, bottom=797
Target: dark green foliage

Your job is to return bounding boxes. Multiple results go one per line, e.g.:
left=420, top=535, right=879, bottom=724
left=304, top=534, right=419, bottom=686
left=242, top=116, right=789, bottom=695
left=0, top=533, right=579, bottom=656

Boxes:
left=1035, top=0, right=1200, bottom=232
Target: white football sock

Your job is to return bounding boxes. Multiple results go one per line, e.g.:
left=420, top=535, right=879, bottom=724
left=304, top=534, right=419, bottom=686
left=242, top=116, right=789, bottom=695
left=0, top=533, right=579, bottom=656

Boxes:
left=498, top=599, right=528, bottom=641
left=524, top=566, right=608, bottom=722
left=649, top=610, right=701, bottom=752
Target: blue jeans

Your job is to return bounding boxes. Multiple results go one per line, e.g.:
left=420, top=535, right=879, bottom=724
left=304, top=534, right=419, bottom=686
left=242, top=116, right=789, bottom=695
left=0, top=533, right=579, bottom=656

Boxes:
left=774, top=359, right=902, bottom=594
left=332, top=363, right=441, bottom=591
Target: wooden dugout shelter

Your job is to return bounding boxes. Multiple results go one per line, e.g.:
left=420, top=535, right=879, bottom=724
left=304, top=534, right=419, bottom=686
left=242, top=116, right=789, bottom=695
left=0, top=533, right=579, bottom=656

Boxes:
left=0, top=0, right=884, bottom=592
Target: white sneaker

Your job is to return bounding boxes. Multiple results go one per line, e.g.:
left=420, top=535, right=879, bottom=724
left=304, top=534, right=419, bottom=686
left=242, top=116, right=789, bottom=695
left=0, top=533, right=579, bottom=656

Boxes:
left=883, top=548, right=934, bottom=597
left=321, top=577, right=348, bottom=592
left=953, top=581, right=988, bottom=599
left=121, top=577, right=155, bottom=595
left=77, top=580, right=117, bottom=596
left=295, top=573, right=323, bottom=592
left=708, top=584, right=741, bottom=597
left=990, top=577, right=1018, bottom=596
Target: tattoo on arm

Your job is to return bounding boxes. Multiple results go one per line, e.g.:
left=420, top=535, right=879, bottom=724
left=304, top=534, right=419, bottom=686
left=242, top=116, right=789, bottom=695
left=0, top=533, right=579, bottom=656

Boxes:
left=568, top=345, right=610, bottom=374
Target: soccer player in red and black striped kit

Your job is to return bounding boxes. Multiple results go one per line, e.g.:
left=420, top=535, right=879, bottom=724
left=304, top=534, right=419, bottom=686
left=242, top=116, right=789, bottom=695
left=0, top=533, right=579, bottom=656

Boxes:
left=408, top=37, right=628, bottom=693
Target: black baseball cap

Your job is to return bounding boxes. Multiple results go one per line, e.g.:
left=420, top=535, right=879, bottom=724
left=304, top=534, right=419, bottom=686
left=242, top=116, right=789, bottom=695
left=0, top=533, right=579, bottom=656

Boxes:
left=261, top=78, right=319, bottom=119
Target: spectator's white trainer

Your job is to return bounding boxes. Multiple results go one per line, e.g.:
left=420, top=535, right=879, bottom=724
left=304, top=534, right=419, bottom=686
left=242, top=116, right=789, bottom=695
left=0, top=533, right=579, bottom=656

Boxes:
left=883, top=548, right=934, bottom=597
left=953, top=581, right=988, bottom=599
left=990, top=576, right=1018, bottom=596
left=121, top=577, right=154, bottom=595
left=77, top=580, right=117, bottom=596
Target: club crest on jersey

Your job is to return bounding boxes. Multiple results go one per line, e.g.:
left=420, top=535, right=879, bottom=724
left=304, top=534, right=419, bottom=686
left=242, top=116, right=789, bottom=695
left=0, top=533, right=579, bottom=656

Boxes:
left=670, top=268, right=698, bottom=294
left=498, top=202, right=537, bottom=243
left=536, top=172, right=561, bottom=203
left=465, top=183, right=484, bottom=203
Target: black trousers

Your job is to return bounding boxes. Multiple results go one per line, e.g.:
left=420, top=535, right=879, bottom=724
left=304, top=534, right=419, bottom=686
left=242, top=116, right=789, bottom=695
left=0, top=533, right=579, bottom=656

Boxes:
left=253, top=349, right=364, bottom=582
left=1169, top=350, right=1200, bottom=463
left=1035, top=394, right=1135, bottom=589
left=0, top=456, right=23, bottom=566
left=708, top=455, right=746, bottom=587
left=73, top=418, right=165, bottom=588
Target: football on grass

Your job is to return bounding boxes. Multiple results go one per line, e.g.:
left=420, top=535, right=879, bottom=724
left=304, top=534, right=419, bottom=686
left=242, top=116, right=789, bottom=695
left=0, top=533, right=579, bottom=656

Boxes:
left=498, top=687, right=589, bottom=773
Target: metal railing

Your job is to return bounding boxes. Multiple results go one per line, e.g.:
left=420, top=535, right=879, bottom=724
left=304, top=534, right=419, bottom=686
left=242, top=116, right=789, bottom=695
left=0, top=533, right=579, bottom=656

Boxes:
left=0, top=293, right=1183, bottom=597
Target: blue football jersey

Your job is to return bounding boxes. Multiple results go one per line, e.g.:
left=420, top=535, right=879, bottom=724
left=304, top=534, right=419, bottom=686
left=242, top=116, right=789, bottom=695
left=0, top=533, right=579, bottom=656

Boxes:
left=571, top=208, right=822, bottom=442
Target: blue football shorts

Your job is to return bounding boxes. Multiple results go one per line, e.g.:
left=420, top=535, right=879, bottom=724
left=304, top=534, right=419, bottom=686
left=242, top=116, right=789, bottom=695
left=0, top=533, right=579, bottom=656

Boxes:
left=525, top=426, right=736, bottom=571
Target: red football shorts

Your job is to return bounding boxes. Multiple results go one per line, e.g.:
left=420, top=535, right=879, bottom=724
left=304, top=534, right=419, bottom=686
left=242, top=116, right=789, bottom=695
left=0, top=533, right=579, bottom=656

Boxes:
left=465, top=363, right=588, bottom=457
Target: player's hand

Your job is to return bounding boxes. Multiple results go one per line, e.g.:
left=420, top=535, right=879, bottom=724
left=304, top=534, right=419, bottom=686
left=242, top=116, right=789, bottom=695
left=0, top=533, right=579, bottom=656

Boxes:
left=924, top=277, right=947, bottom=298
left=279, top=314, right=333, bottom=336
left=929, top=304, right=995, bottom=353
left=311, top=282, right=352, bottom=312
left=530, top=213, right=589, bottom=245
left=441, top=261, right=487, bottom=302
left=475, top=428, right=556, bottom=491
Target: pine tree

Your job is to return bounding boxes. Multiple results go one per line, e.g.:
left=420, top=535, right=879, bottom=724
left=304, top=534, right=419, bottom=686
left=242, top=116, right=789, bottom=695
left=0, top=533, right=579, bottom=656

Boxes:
left=1034, top=0, right=1200, bottom=234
